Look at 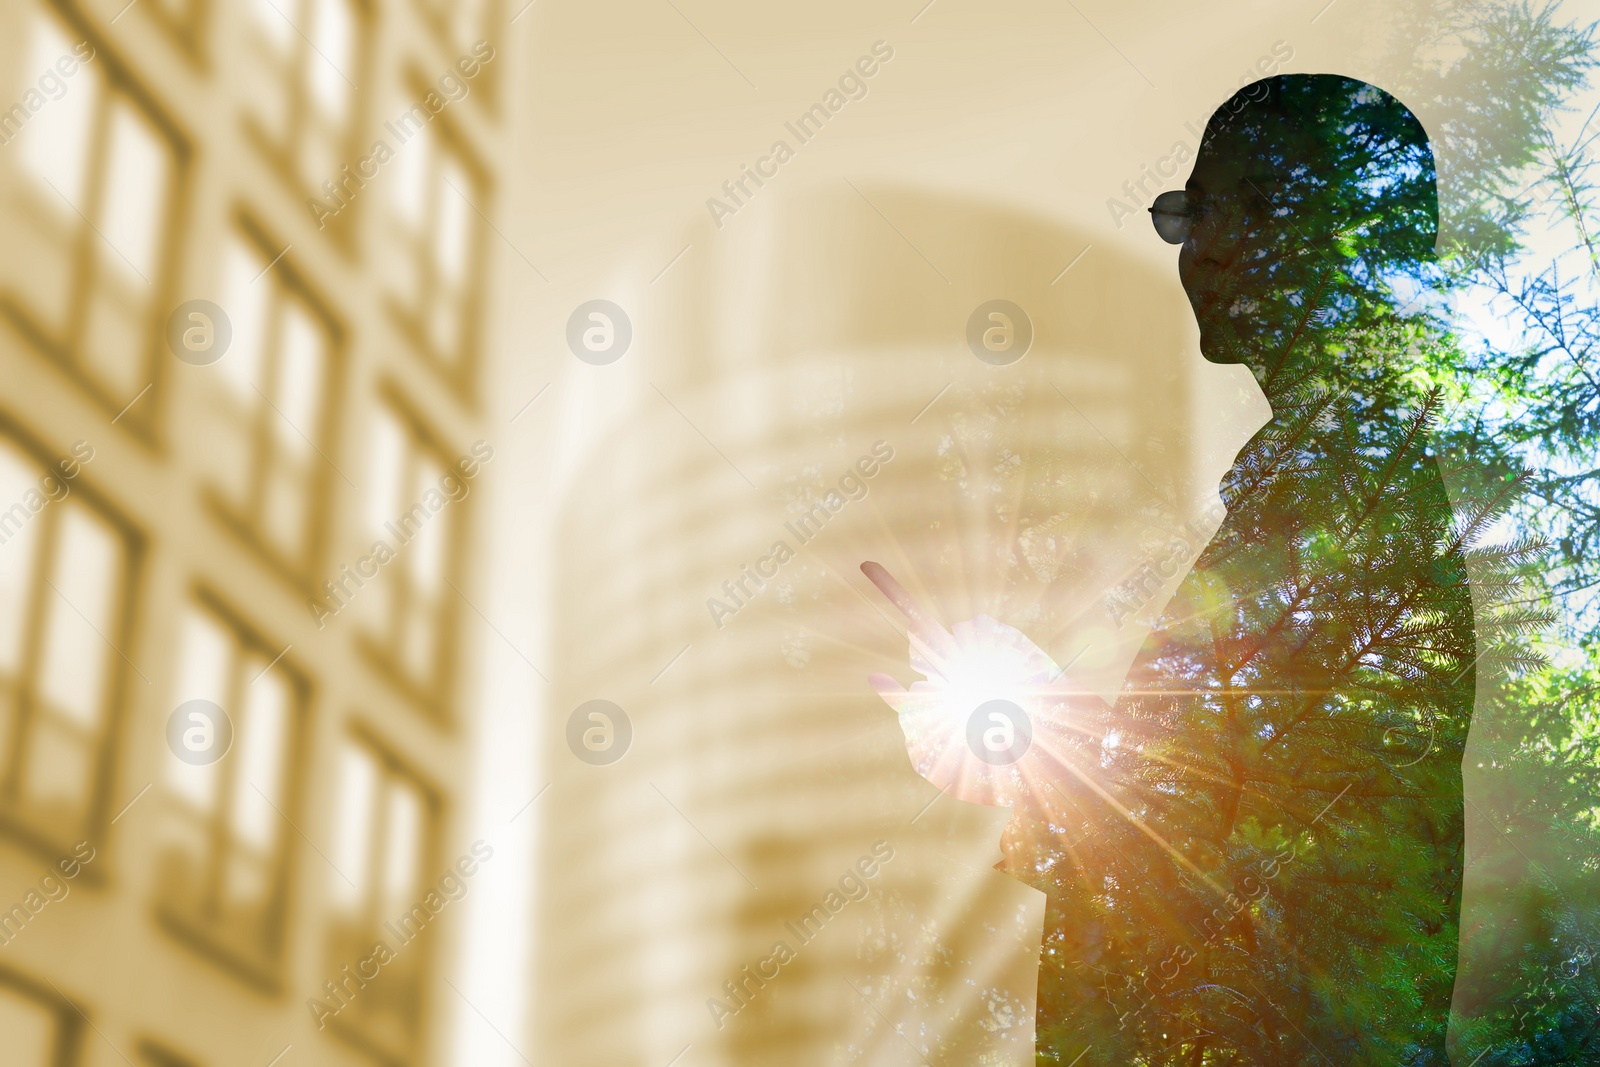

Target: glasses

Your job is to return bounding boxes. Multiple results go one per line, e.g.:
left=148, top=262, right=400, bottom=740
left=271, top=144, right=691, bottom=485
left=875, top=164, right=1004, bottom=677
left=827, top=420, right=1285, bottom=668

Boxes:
left=1148, top=189, right=1197, bottom=244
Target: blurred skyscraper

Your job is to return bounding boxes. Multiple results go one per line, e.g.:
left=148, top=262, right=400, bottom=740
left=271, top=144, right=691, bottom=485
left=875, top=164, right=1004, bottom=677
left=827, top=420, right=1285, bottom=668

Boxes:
left=536, top=187, right=1233, bottom=1065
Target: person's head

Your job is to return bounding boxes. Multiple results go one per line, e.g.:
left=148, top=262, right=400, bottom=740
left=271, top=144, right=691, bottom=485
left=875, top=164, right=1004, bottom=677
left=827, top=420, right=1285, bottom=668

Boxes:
left=1149, top=75, right=1438, bottom=382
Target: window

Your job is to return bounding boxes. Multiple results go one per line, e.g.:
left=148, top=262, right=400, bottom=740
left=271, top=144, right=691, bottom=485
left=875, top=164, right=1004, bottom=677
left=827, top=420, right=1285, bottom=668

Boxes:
left=324, top=733, right=437, bottom=1062
left=155, top=598, right=305, bottom=986
left=195, top=227, right=336, bottom=577
left=386, top=117, right=483, bottom=373
left=355, top=401, right=460, bottom=709
left=241, top=0, right=362, bottom=200
left=1, top=7, right=181, bottom=418
left=0, top=970, right=81, bottom=1066
left=0, top=433, right=129, bottom=850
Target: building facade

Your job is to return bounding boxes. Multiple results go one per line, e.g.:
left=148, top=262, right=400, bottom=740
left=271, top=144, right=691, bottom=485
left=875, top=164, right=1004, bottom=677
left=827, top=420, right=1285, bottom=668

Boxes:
left=0, top=0, right=515, bottom=1064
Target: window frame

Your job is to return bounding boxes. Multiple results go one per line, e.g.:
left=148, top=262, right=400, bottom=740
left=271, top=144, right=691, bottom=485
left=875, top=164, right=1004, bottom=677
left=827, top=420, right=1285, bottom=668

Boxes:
left=323, top=722, right=443, bottom=1067
left=153, top=588, right=310, bottom=993
left=0, top=411, right=141, bottom=868
left=410, top=0, right=502, bottom=115
left=200, top=211, right=344, bottom=593
left=238, top=0, right=372, bottom=251
left=355, top=384, right=468, bottom=723
left=382, top=74, right=489, bottom=400
left=0, top=0, right=190, bottom=439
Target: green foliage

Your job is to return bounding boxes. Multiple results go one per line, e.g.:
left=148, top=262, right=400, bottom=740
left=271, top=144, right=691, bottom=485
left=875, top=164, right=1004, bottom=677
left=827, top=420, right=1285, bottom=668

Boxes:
left=1018, top=8, right=1600, bottom=1057
left=1419, top=7, right=1600, bottom=1063
left=1451, top=114, right=1600, bottom=626
left=1019, top=311, right=1510, bottom=1065
left=1398, top=1, right=1596, bottom=261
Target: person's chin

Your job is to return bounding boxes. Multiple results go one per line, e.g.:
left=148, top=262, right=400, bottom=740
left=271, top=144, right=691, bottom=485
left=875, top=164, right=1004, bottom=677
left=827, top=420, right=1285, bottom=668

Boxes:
left=1199, top=338, right=1242, bottom=364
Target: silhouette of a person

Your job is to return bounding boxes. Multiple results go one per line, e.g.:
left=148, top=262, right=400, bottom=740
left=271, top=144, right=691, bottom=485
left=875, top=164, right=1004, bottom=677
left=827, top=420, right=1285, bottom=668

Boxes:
left=870, top=75, right=1474, bottom=1065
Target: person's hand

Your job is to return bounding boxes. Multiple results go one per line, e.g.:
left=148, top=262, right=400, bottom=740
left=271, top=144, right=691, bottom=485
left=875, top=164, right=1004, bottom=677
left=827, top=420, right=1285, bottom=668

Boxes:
left=862, top=562, right=1090, bottom=805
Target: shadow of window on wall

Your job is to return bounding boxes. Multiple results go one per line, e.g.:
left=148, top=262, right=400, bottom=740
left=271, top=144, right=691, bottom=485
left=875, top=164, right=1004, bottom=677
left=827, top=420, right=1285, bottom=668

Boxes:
left=154, top=594, right=306, bottom=990
left=1, top=2, right=183, bottom=429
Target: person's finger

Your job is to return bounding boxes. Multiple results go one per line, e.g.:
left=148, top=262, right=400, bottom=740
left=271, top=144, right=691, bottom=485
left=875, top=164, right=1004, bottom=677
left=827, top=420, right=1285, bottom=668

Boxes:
left=860, top=560, right=958, bottom=661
